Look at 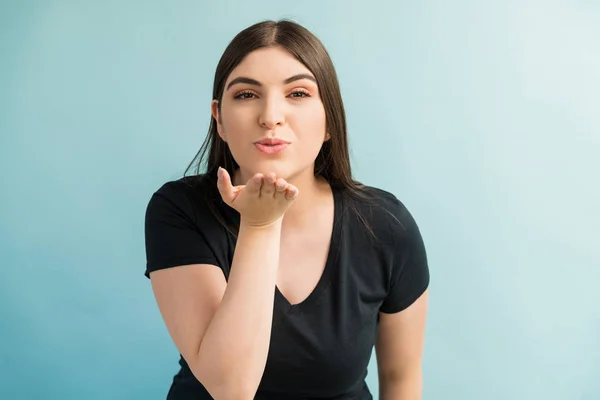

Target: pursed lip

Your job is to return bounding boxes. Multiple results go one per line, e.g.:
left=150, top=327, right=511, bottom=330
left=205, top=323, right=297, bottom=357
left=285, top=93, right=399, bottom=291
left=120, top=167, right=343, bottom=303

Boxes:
left=253, top=138, right=290, bottom=146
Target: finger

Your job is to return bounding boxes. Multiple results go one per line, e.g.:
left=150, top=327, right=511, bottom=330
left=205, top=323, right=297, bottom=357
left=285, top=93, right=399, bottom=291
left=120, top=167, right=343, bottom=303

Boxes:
left=262, top=173, right=276, bottom=196
left=284, top=185, right=299, bottom=200
left=275, top=178, right=287, bottom=193
left=246, top=173, right=264, bottom=194
left=216, top=167, right=235, bottom=203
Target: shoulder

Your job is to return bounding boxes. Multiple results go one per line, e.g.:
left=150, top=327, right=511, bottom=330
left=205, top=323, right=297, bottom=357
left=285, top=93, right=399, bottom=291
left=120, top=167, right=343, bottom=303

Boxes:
left=151, top=174, right=215, bottom=201
left=340, top=184, right=423, bottom=245
left=145, top=174, right=222, bottom=223
left=344, top=184, right=419, bottom=229
left=150, top=174, right=218, bottom=203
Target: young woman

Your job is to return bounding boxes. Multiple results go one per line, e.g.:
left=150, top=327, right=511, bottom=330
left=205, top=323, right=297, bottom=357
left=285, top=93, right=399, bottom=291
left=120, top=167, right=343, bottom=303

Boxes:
left=144, top=19, right=430, bottom=400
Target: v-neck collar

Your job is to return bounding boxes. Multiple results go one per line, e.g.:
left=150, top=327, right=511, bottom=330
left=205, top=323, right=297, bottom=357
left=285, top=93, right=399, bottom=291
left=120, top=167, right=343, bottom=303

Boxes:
left=274, top=185, right=343, bottom=314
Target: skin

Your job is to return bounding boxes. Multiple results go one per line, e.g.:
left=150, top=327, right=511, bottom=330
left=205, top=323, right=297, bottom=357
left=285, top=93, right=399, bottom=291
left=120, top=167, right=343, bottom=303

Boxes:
left=377, top=291, right=429, bottom=399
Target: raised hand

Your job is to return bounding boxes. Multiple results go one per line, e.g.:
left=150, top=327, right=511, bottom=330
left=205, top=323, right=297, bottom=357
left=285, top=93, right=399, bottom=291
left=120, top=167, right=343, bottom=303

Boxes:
left=216, top=167, right=299, bottom=227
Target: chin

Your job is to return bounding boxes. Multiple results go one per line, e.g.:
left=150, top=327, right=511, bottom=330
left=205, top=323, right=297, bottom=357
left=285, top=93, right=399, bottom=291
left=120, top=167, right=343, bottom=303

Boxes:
left=237, top=161, right=291, bottom=181
left=254, top=160, right=291, bottom=176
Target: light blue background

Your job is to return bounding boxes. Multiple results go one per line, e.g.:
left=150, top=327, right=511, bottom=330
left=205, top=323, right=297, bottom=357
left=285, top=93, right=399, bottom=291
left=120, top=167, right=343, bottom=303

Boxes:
left=2, top=1, right=599, bottom=399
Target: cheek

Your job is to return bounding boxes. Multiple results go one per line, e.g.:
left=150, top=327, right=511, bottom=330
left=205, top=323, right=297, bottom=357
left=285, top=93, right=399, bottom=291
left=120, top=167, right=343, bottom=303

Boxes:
left=221, top=105, right=251, bottom=136
left=219, top=105, right=257, bottom=166
left=290, top=103, right=327, bottom=141
left=220, top=110, right=258, bottom=159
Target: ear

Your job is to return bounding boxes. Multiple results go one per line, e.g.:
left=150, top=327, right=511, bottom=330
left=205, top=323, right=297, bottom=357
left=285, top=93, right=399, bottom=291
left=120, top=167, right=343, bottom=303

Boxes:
left=211, top=100, right=226, bottom=142
left=324, top=131, right=331, bottom=142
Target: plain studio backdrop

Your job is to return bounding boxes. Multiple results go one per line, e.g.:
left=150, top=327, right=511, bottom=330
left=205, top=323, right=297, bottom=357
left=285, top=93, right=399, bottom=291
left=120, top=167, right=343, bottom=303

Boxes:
left=1, top=1, right=599, bottom=399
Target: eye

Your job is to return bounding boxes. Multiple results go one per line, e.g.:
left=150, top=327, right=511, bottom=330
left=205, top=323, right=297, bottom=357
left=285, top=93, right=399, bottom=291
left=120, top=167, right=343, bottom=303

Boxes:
left=234, top=90, right=257, bottom=100
left=289, top=90, right=310, bottom=98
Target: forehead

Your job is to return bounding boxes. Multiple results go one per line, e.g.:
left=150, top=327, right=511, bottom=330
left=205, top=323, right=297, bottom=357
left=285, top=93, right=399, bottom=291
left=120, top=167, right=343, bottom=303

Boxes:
left=227, top=46, right=313, bottom=83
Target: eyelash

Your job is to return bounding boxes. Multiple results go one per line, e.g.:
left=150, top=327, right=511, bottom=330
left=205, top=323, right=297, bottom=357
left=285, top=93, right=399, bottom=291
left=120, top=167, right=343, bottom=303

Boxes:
left=233, top=90, right=311, bottom=100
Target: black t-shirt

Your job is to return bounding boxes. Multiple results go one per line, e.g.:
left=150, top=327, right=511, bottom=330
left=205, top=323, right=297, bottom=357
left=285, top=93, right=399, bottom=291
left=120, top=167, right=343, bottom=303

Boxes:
left=144, top=174, right=430, bottom=400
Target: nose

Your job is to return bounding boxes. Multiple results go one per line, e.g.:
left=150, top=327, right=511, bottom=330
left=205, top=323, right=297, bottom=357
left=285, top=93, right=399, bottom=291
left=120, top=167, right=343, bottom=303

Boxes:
left=258, top=96, right=285, bottom=130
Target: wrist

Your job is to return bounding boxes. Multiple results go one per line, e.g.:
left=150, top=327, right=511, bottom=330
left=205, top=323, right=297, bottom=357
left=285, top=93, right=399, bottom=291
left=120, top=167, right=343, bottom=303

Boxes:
left=239, top=217, right=283, bottom=232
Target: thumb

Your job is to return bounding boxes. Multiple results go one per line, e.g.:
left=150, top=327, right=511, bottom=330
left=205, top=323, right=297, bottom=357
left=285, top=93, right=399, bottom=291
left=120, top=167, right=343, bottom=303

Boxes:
left=216, top=167, right=235, bottom=203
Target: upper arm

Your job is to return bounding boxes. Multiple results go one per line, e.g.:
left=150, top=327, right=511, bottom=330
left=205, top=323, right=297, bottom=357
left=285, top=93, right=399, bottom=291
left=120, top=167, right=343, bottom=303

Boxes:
left=376, top=195, right=430, bottom=377
left=144, top=180, right=228, bottom=377
left=150, top=264, right=226, bottom=374
left=376, top=289, right=428, bottom=378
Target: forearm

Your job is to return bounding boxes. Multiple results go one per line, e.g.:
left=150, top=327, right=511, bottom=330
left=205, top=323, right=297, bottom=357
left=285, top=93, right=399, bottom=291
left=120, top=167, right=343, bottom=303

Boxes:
left=379, top=371, right=422, bottom=400
left=197, top=221, right=282, bottom=399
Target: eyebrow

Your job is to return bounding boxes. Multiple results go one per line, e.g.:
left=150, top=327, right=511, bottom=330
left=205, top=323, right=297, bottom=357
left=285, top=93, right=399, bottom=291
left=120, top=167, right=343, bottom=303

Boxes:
left=226, top=73, right=317, bottom=91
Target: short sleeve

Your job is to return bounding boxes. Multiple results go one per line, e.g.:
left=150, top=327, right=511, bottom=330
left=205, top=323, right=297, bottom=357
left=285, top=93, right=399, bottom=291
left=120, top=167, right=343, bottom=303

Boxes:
left=144, top=181, right=220, bottom=278
left=379, top=202, right=430, bottom=314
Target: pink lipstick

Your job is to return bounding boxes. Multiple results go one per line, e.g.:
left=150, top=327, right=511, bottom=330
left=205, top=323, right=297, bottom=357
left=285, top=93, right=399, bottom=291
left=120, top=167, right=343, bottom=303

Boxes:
left=254, top=138, right=290, bottom=154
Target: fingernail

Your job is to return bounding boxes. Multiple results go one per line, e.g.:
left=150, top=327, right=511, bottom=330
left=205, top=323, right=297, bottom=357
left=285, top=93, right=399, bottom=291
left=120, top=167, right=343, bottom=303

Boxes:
left=217, top=167, right=223, bottom=180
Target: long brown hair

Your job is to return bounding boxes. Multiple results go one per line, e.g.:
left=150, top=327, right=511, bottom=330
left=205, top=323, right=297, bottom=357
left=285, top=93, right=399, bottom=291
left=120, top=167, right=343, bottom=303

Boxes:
left=184, top=19, right=376, bottom=236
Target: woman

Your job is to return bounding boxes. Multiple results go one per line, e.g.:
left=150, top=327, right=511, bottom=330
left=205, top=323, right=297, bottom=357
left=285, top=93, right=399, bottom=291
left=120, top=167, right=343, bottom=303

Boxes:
left=144, top=19, right=430, bottom=400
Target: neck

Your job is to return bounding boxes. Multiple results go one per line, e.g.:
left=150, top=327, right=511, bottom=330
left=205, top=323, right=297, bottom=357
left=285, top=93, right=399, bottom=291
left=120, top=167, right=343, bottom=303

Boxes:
left=284, top=171, right=331, bottom=228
